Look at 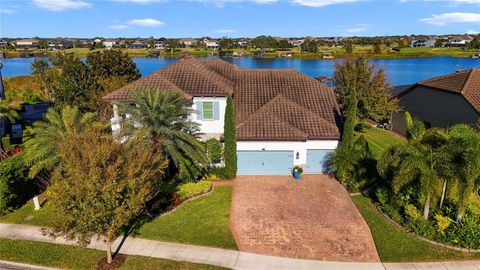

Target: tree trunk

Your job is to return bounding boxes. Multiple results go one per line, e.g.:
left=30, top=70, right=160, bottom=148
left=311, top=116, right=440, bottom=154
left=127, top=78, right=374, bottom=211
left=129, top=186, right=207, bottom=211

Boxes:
left=106, top=238, right=113, bottom=264
left=423, top=194, right=431, bottom=220
left=439, top=180, right=447, bottom=208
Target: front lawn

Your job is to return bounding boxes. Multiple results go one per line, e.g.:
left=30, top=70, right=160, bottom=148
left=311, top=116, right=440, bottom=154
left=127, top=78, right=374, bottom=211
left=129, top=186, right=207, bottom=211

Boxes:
left=0, top=238, right=226, bottom=270
left=137, top=186, right=237, bottom=250
left=0, top=196, right=54, bottom=227
left=352, top=195, right=480, bottom=262
left=355, top=125, right=404, bottom=158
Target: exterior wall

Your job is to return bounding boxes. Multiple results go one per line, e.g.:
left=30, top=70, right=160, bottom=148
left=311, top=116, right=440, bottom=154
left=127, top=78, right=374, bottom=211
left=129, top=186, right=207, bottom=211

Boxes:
left=236, top=140, right=339, bottom=167
left=192, top=97, right=227, bottom=139
left=392, top=85, right=480, bottom=135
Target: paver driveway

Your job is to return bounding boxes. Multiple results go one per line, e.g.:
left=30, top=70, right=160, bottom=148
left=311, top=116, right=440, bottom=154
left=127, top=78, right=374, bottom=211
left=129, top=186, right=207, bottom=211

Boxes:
left=230, top=175, right=380, bottom=262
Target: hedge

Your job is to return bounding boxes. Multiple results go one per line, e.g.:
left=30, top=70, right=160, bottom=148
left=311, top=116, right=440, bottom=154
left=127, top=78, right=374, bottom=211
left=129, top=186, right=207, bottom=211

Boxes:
left=177, top=181, right=212, bottom=202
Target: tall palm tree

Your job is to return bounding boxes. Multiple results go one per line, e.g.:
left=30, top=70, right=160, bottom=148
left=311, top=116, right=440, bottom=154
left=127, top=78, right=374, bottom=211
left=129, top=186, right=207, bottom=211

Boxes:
left=445, top=124, right=480, bottom=221
left=23, top=106, right=98, bottom=178
left=117, top=88, right=208, bottom=179
left=378, top=120, right=446, bottom=219
left=0, top=100, right=21, bottom=152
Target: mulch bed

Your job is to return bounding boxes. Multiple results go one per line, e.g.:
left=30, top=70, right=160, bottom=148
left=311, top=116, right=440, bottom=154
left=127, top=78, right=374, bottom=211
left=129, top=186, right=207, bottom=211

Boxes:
left=97, top=253, right=128, bottom=270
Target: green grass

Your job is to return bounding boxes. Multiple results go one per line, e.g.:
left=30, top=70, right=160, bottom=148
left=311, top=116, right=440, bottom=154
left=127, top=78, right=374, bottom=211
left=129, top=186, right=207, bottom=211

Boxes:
left=0, top=196, right=55, bottom=227
left=0, top=238, right=225, bottom=270
left=1, top=187, right=237, bottom=250
left=137, top=187, right=237, bottom=250
left=355, top=125, right=404, bottom=158
left=352, top=195, right=480, bottom=262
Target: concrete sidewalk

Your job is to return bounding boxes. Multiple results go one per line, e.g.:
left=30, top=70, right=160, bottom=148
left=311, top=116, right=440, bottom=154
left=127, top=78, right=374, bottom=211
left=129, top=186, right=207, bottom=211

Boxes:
left=0, top=260, right=58, bottom=270
left=1, top=223, right=480, bottom=270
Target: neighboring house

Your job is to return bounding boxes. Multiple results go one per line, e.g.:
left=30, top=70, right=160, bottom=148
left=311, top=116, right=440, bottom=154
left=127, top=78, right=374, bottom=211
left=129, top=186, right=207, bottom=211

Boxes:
left=129, top=41, right=145, bottom=49
left=103, top=39, right=118, bottom=49
left=15, top=39, right=39, bottom=49
left=103, top=58, right=341, bottom=175
left=205, top=40, right=219, bottom=49
left=180, top=38, right=197, bottom=48
left=446, top=35, right=473, bottom=47
left=288, top=39, right=305, bottom=47
left=154, top=42, right=164, bottom=50
left=391, top=69, right=480, bottom=136
left=410, top=37, right=436, bottom=47
left=0, top=40, right=7, bottom=49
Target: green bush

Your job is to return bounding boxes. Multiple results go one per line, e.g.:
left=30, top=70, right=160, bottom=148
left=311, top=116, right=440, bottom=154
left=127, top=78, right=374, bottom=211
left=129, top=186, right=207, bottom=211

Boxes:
left=404, top=204, right=422, bottom=221
left=0, top=152, right=35, bottom=214
left=177, top=181, right=212, bottom=202
left=205, top=138, right=223, bottom=165
left=209, top=166, right=226, bottom=179
left=434, top=214, right=453, bottom=235
left=224, top=95, right=237, bottom=179
left=446, top=211, right=480, bottom=249
left=375, top=187, right=389, bottom=207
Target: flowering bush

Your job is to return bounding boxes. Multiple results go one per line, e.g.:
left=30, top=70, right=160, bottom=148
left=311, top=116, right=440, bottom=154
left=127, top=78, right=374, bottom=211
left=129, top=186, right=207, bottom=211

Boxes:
left=292, top=166, right=303, bottom=173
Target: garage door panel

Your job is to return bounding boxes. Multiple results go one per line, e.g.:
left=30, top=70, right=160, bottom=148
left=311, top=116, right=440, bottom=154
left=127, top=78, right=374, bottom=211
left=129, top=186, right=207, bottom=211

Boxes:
left=306, top=149, right=334, bottom=174
left=237, top=151, right=293, bottom=175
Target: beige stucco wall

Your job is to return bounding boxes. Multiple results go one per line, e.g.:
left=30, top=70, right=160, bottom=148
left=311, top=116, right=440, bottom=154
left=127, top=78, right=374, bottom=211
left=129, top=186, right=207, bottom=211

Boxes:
left=392, top=85, right=480, bottom=135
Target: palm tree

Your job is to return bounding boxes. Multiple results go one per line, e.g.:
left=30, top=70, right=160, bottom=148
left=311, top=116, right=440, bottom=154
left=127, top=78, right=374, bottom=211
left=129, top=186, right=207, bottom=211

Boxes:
left=378, top=119, right=446, bottom=219
left=445, top=124, right=480, bottom=221
left=117, top=88, right=208, bottom=179
left=0, top=100, right=21, bottom=152
left=23, top=106, right=98, bottom=178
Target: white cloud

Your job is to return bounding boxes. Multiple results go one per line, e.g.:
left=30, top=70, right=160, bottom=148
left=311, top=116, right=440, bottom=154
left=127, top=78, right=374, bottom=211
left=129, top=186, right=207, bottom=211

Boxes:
left=345, top=27, right=367, bottom=33
left=127, top=18, right=164, bottom=27
left=291, top=0, right=363, bottom=7
left=215, top=29, right=237, bottom=33
left=420, top=12, right=480, bottom=25
left=467, top=29, right=480, bottom=34
left=109, top=24, right=128, bottom=30
left=33, top=0, right=91, bottom=11
left=188, top=0, right=277, bottom=7
left=0, top=8, right=16, bottom=14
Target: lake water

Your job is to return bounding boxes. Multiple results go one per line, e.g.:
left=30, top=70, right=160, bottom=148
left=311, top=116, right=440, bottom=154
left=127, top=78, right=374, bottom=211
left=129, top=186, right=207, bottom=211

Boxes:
left=1, top=56, right=480, bottom=86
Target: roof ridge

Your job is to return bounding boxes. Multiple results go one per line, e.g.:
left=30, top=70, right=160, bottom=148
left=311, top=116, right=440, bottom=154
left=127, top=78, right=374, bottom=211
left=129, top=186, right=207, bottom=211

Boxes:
left=236, top=99, right=309, bottom=139
left=461, top=69, right=476, bottom=94
left=272, top=94, right=340, bottom=131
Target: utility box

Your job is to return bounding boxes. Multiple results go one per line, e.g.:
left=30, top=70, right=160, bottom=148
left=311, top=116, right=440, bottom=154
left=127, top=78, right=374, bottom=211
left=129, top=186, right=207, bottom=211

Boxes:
left=10, top=124, right=23, bottom=145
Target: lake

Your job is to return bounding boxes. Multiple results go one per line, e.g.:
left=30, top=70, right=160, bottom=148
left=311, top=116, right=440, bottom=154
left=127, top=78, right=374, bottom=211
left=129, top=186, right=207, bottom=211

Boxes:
left=1, top=56, right=480, bottom=86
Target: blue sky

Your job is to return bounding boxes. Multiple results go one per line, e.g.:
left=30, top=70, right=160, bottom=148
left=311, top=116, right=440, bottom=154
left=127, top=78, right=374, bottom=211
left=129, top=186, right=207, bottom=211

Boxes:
left=1, top=0, right=480, bottom=38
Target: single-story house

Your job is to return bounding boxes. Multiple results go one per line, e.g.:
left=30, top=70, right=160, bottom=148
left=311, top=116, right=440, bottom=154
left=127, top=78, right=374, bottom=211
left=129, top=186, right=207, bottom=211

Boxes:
left=103, top=39, right=118, bottom=49
left=204, top=40, right=219, bottom=49
left=0, top=40, right=7, bottom=49
left=103, top=58, right=341, bottom=175
left=391, top=68, right=480, bottom=135
left=180, top=38, right=197, bottom=48
left=129, top=41, right=145, bottom=49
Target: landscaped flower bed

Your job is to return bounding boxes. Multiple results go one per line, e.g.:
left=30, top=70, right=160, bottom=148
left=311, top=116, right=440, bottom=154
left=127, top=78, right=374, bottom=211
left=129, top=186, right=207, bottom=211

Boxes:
left=177, top=180, right=212, bottom=202
left=375, top=186, right=480, bottom=250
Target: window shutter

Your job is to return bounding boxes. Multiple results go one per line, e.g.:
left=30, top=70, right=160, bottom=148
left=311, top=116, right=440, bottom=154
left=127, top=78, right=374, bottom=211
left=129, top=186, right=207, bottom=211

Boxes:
left=196, top=101, right=203, bottom=120
left=214, top=101, right=220, bottom=120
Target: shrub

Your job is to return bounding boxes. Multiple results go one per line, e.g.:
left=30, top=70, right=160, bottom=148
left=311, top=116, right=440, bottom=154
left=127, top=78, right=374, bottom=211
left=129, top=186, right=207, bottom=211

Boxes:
left=375, top=187, right=389, bottom=207
left=435, top=214, right=453, bottom=235
left=293, top=166, right=303, bottom=173
left=205, top=138, right=223, bottom=165
left=209, top=166, right=226, bottom=179
left=446, top=211, right=480, bottom=249
left=0, top=152, right=35, bottom=214
left=201, top=174, right=219, bottom=181
left=404, top=204, right=422, bottom=221
left=177, top=181, right=212, bottom=202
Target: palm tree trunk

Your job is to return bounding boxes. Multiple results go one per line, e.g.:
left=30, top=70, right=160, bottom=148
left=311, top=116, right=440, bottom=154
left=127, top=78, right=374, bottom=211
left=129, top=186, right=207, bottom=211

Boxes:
left=439, top=180, right=447, bottom=208
left=106, top=238, right=113, bottom=264
left=423, top=194, right=431, bottom=220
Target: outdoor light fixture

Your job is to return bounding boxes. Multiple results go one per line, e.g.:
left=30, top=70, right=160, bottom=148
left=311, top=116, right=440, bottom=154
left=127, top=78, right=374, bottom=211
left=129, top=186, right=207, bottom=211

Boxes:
left=296, top=151, right=300, bottom=160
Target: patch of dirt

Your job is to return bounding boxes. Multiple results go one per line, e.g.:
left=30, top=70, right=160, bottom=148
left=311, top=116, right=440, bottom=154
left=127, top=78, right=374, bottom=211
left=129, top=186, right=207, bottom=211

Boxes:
left=97, top=254, right=127, bottom=270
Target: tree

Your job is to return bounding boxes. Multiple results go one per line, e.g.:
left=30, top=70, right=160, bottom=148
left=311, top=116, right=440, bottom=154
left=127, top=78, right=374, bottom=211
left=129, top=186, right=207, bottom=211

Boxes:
left=334, top=58, right=398, bottom=121
left=469, top=36, right=480, bottom=49
left=23, top=106, right=99, bottom=178
left=345, top=43, right=353, bottom=54
left=86, top=50, right=140, bottom=83
left=445, top=124, right=480, bottom=221
left=373, top=43, right=382, bottom=54
left=378, top=117, right=446, bottom=219
left=118, top=89, right=208, bottom=180
left=224, top=95, right=237, bottom=179
left=47, top=126, right=167, bottom=264
left=31, top=58, right=58, bottom=101
left=301, top=39, right=318, bottom=53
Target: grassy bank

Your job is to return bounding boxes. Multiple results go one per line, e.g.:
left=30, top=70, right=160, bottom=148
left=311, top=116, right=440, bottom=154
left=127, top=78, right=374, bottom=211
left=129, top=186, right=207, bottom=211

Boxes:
left=355, top=125, right=404, bottom=158
left=352, top=195, right=480, bottom=262
left=0, top=238, right=226, bottom=270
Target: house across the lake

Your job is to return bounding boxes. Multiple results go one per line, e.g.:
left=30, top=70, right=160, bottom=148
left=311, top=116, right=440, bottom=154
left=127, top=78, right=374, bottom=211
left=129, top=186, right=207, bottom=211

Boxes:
left=391, top=68, right=480, bottom=135
left=103, top=58, right=341, bottom=175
